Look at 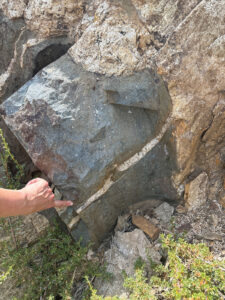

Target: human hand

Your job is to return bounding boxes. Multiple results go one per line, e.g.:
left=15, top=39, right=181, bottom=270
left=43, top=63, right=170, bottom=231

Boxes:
left=19, top=178, right=73, bottom=215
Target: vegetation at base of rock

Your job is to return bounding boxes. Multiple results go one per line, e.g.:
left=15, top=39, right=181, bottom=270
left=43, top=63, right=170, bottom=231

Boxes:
left=0, top=223, right=108, bottom=299
left=0, top=127, right=24, bottom=189
left=89, top=234, right=225, bottom=299
left=152, top=234, right=225, bottom=299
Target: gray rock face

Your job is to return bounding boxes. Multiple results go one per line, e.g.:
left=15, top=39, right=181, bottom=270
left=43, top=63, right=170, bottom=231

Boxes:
left=94, top=229, right=161, bottom=297
left=154, top=202, right=174, bottom=224
left=1, top=53, right=178, bottom=243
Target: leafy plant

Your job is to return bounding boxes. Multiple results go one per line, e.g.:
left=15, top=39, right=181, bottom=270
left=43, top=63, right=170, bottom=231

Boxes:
left=124, top=268, right=156, bottom=300
left=150, top=234, right=225, bottom=299
left=0, top=127, right=24, bottom=189
left=134, top=257, right=145, bottom=270
left=0, top=224, right=107, bottom=299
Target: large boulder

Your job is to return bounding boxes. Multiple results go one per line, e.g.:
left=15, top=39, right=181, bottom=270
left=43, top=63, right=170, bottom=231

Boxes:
left=1, top=53, right=178, bottom=243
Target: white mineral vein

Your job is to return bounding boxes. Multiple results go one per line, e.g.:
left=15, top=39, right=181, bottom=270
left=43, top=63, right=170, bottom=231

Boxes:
left=76, top=115, right=172, bottom=214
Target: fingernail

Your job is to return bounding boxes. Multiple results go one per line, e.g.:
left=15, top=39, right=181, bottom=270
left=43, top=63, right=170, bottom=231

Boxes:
left=69, top=202, right=73, bottom=206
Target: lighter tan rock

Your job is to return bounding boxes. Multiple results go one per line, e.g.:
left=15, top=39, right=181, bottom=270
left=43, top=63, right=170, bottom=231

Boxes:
left=26, top=1, right=85, bottom=37
left=185, top=172, right=209, bottom=211
left=132, top=215, right=160, bottom=241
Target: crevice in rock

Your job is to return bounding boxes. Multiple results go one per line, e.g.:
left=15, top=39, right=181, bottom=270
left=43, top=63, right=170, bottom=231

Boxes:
left=200, top=114, right=214, bottom=141
left=200, top=94, right=222, bottom=142
left=33, top=43, right=72, bottom=76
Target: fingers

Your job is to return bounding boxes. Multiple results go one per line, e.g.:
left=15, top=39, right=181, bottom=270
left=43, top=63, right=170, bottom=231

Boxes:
left=26, top=178, right=40, bottom=186
left=53, top=200, right=73, bottom=208
left=49, top=193, right=55, bottom=201
left=43, top=187, right=53, bottom=198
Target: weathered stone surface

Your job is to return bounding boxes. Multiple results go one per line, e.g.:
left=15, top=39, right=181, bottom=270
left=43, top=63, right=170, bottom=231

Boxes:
left=24, top=0, right=86, bottom=38
left=0, top=0, right=26, bottom=20
left=154, top=202, right=174, bottom=224
left=156, top=0, right=225, bottom=191
left=0, top=0, right=86, bottom=38
left=185, top=172, right=209, bottom=211
left=220, top=178, right=225, bottom=208
left=198, top=98, right=225, bottom=201
left=132, top=215, right=160, bottom=241
left=69, top=2, right=147, bottom=76
left=69, top=0, right=205, bottom=76
left=94, top=229, right=161, bottom=297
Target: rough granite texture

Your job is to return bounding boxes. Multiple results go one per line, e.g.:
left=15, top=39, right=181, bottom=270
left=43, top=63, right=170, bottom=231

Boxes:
left=0, top=0, right=225, bottom=243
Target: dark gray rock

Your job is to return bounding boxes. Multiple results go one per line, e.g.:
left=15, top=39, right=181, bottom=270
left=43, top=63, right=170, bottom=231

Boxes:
left=79, top=130, right=178, bottom=243
left=1, top=53, right=179, bottom=244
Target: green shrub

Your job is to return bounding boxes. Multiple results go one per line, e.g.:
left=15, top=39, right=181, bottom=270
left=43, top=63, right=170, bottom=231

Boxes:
left=0, top=224, right=107, bottom=299
left=150, top=234, right=225, bottom=299
left=124, top=268, right=156, bottom=300
left=0, top=127, right=24, bottom=189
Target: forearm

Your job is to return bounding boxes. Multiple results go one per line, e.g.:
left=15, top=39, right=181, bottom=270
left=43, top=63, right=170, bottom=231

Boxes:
left=0, top=188, right=25, bottom=217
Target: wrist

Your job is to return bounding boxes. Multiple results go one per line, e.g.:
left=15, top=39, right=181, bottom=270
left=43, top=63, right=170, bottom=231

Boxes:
left=11, top=189, right=27, bottom=216
left=0, top=188, right=27, bottom=217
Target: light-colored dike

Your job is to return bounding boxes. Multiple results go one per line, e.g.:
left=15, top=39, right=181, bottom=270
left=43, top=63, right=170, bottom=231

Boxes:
left=76, top=115, right=173, bottom=214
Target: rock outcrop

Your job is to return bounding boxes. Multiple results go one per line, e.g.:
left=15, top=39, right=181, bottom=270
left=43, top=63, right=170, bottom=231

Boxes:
left=0, top=0, right=224, bottom=244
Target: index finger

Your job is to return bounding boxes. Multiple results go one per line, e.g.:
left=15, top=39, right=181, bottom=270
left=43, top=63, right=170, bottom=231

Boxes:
left=53, top=200, right=73, bottom=208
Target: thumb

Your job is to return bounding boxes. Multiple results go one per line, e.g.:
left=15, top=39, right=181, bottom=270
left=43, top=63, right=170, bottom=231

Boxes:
left=53, top=200, right=73, bottom=208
